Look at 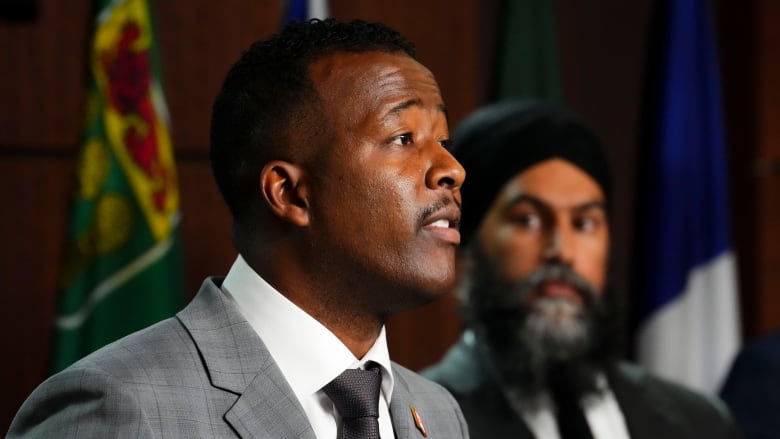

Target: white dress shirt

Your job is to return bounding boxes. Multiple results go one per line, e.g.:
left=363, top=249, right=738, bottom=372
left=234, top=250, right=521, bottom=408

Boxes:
left=221, top=255, right=396, bottom=439
left=506, top=375, right=631, bottom=439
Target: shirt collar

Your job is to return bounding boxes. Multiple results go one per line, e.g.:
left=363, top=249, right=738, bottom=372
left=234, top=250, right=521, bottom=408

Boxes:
left=221, top=255, right=395, bottom=403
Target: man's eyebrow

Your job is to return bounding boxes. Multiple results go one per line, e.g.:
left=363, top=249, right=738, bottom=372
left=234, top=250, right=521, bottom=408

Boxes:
left=387, top=98, right=422, bottom=116
left=575, top=200, right=608, bottom=211
left=384, top=100, right=448, bottom=119
left=439, top=103, right=449, bottom=120
left=506, top=194, right=548, bottom=211
left=507, top=193, right=607, bottom=212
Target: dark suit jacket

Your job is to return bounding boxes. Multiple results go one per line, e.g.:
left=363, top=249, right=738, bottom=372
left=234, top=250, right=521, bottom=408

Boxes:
left=720, top=329, right=780, bottom=439
left=424, top=332, right=740, bottom=439
left=9, top=278, right=469, bottom=438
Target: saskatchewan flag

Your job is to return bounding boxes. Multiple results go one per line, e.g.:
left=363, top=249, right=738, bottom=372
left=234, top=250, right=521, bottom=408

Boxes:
left=52, top=0, right=185, bottom=373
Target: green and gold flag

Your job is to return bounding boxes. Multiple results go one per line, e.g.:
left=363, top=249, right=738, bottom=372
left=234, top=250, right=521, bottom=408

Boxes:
left=493, top=0, right=562, bottom=101
left=52, top=0, right=184, bottom=373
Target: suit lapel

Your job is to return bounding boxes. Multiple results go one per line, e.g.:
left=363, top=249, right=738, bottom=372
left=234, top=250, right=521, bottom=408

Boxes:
left=177, top=278, right=316, bottom=439
left=610, top=372, right=659, bottom=439
left=389, top=374, right=414, bottom=439
left=225, top=367, right=317, bottom=439
left=390, top=368, right=428, bottom=439
left=608, top=362, right=690, bottom=439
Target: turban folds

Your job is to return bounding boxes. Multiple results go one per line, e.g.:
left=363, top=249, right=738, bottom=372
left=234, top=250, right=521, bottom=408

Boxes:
left=450, top=101, right=611, bottom=246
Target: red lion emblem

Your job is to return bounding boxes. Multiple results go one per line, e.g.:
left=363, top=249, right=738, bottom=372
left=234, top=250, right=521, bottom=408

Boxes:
left=100, top=21, right=168, bottom=211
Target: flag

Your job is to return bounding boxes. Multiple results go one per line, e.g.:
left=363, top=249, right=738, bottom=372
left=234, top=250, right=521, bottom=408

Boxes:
left=492, top=0, right=562, bottom=102
left=52, top=0, right=185, bottom=373
left=283, top=0, right=328, bottom=24
left=632, top=0, right=741, bottom=394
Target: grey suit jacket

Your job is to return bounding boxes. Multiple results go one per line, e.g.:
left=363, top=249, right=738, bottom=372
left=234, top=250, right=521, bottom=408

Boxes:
left=424, top=332, right=741, bottom=439
left=9, top=278, right=469, bottom=439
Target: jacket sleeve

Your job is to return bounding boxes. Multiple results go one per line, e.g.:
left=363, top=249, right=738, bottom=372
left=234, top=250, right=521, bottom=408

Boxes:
left=8, top=366, right=153, bottom=439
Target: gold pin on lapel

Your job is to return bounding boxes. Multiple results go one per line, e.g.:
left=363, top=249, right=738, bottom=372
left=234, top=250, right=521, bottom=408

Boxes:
left=410, top=404, right=428, bottom=437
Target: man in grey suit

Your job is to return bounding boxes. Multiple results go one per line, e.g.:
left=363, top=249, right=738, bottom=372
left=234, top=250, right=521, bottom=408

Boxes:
left=423, top=101, right=740, bottom=439
left=10, top=18, right=469, bottom=438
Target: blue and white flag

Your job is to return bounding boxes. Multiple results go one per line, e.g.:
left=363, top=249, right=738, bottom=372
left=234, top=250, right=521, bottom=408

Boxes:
left=633, top=0, right=741, bottom=394
left=283, top=0, right=328, bottom=23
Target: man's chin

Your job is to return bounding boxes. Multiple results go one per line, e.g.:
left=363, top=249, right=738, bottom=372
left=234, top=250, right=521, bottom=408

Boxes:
left=381, top=275, right=456, bottom=315
left=486, top=314, right=601, bottom=400
left=528, top=297, right=584, bottom=330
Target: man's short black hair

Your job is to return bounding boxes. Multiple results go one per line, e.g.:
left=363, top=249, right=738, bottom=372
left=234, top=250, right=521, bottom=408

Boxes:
left=210, top=18, right=417, bottom=220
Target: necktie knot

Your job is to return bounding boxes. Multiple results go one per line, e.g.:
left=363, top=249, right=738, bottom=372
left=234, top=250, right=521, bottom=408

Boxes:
left=324, top=364, right=382, bottom=419
left=323, top=363, right=382, bottom=439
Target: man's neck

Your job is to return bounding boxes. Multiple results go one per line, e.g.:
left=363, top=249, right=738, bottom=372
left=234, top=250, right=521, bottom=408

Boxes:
left=245, top=252, right=385, bottom=359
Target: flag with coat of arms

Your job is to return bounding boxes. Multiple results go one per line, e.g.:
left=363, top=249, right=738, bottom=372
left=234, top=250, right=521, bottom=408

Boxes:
left=52, top=0, right=185, bottom=373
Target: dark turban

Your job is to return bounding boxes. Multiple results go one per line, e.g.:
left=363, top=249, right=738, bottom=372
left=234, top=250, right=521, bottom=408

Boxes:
left=450, top=100, right=611, bottom=246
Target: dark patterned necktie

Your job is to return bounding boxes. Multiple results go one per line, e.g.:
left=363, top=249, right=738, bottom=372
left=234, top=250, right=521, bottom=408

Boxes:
left=551, top=387, right=595, bottom=439
left=323, top=363, right=382, bottom=439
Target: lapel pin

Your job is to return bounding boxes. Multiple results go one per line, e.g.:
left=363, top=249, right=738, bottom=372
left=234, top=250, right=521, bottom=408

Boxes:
left=410, top=404, right=428, bottom=437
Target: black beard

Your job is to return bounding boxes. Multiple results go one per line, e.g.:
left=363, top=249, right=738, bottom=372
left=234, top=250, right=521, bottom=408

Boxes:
left=463, top=249, right=617, bottom=401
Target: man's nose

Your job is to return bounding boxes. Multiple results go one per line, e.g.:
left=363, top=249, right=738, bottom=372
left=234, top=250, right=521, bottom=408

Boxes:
left=425, top=143, right=465, bottom=192
left=543, top=227, right=574, bottom=266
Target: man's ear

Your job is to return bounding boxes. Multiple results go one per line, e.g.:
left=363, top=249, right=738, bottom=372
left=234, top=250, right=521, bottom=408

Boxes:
left=260, top=161, right=311, bottom=227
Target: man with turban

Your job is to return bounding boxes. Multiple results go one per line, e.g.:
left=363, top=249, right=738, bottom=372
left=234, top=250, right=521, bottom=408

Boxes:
left=424, top=101, right=740, bottom=439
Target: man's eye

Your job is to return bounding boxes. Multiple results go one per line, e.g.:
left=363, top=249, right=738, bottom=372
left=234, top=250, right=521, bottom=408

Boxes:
left=392, top=133, right=414, bottom=146
left=440, top=139, right=451, bottom=148
left=574, top=217, right=597, bottom=232
left=515, top=213, right=541, bottom=229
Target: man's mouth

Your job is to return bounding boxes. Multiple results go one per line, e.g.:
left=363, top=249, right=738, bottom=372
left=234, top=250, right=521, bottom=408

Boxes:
left=421, top=206, right=461, bottom=245
left=530, top=279, right=583, bottom=305
left=428, top=219, right=451, bottom=228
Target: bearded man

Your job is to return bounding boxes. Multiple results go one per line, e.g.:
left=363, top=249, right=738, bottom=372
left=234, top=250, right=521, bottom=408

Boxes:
left=424, top=101, right=740, bottom=439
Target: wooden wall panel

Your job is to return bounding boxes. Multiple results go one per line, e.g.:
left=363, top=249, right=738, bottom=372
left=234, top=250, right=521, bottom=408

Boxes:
left=718, top=0, right=761, bottom=339
left=719, top=0, right=780, bottom=339
left=0, top=157, right=73, bottom=429
left=557, top=0, right=653, bottom=306
left=757, top=0, right=780, bottom=160
left=154, top=0, right=282, bottom=153
left=0, top=1, right=89, bottom=149
left=387, top=294, right=463, bottom=371
left=329, top=0, right=494, bottom=128
left=756, top=174, right=780, bottom=331
left=177, top=161, right=235, bottom=293
left=754, top=0, right=780, bottom=334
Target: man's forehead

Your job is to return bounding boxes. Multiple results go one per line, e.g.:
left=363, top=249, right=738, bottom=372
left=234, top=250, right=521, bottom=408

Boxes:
left=310, top=52, right=439, bottom=95
left=496, top=159, right=606, bottom=209
left=309, top=51, right=445, bottom=125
